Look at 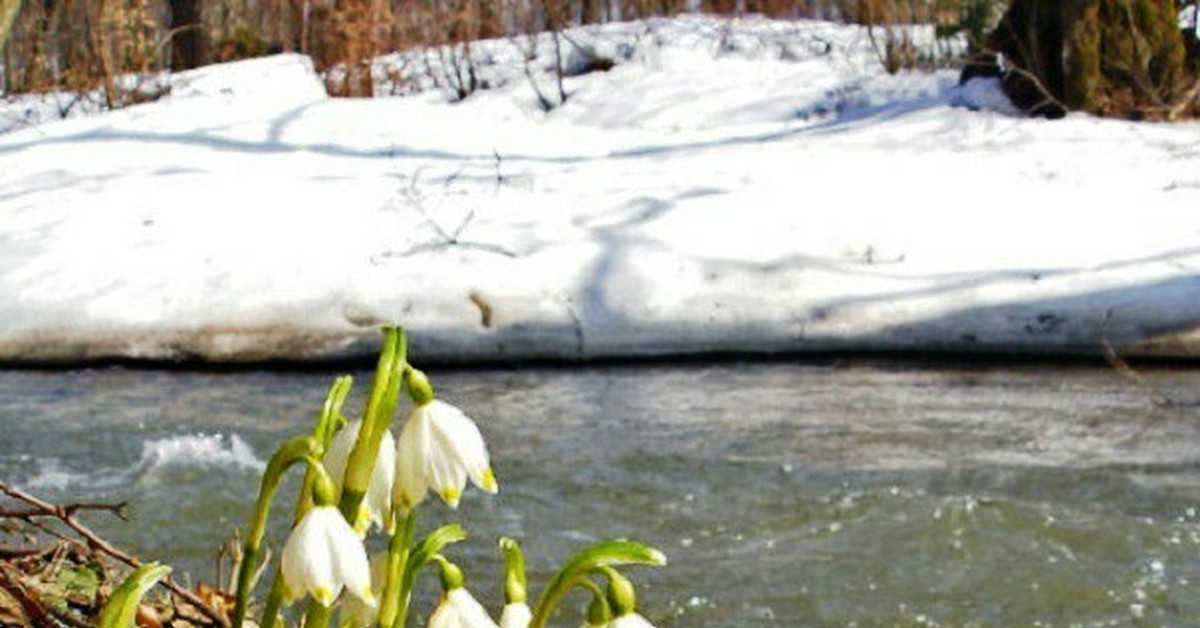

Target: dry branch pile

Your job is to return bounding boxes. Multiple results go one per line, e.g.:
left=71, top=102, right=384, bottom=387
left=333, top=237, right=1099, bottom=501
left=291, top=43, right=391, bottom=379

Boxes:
left=0, top=482, right=230, bottom=628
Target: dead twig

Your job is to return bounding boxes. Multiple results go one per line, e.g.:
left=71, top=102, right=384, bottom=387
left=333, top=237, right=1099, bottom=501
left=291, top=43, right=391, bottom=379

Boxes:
left=1100, top=308, right=1173, bottom=409
left=0, top=501, right=129, bottom=521
left=0, top=482, right=230, bottom=627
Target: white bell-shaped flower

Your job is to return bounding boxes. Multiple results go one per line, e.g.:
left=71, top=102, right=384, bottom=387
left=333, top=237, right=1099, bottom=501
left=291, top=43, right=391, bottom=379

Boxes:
left=324, top=419, right=396, bottom=534
left=427, top=587, right=499, bottom=628
left=394, top=399, right=498, bottom=513
left=280, top=505, right=373, bottom=608
left=608, top=613, right=656, bottom=628
left=498, top=602, right=531, bottom=628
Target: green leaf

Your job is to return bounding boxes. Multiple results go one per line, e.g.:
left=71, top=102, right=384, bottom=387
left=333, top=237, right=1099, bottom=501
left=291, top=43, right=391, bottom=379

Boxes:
left=99, top=563, right=171, bottom=628
left=530, top=540, right=666, bottom=628
left=408, top=524, right=468, bottom=575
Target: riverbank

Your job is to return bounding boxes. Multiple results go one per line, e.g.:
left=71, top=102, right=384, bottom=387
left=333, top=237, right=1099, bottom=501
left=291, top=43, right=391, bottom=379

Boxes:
left=2, top=15, right=1198, bottom=365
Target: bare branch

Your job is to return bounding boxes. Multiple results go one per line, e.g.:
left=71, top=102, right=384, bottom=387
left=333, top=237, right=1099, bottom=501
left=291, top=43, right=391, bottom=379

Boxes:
left=0, top=482, right=230, bottom=627
left=1100, top=308, right=1173, bottom=408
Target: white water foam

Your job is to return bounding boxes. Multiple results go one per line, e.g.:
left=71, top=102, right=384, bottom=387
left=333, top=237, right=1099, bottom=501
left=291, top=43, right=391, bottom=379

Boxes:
left=21, top=433, right=265, bottom=492
left=136, top=433, right=265, bottom=474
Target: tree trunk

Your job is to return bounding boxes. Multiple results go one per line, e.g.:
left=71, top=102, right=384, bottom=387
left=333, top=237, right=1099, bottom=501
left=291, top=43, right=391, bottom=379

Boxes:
left=0, top=0, right=20, bottom=54
left=983, top=0, right=1196, bottom=119
left=169, top=0, right=204, bottom=70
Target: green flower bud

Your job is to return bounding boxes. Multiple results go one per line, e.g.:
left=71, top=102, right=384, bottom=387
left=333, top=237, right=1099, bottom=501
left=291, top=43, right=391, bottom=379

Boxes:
left=586, top=589, right=612, bottom=626
left=406, top=368, right=436, bottom=406
left=434, top=555, right=465, bottom=592
left=603, top=568, right=637, bottom=618
left=500, top=537, right=528, bottom=604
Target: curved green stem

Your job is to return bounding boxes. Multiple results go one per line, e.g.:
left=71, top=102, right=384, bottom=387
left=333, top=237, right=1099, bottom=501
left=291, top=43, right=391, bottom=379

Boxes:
left=529, top=540, right=666, bottom=628
left=338, top=327, right=407, bottom=522
left=258, top=376, right=353, bottom=628
left=231, top=435, right=324, bottom=628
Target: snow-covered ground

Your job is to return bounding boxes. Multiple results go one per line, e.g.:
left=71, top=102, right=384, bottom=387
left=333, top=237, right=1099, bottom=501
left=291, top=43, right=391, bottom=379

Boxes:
left=1, top=15, right=1198, bottom=363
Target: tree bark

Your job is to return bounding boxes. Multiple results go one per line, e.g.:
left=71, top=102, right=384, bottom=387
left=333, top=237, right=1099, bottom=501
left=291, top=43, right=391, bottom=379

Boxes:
left=981, top=0, right=1196, bottom=119
left=169, top=0, right=205, bottom=70
left=0, top=0, right=20, bottom=54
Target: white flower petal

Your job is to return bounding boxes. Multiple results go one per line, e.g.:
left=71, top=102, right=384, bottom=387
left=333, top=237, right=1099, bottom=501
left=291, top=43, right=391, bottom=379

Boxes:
left=609, top=613, right=656, bottom=628
left=279, top=506, right=370, bottom=608
left=394, top=399, right=497, bottom=511
left=323, top=420, right=360, bottom=492
left=366, top=428, right=396, bottom=531
left=325, top=511, right=373, bottom=604
left=498, top=602, right=532, bottom=628
left=429, top=588, right=499, bottom=628
left=427, top=401, right=496, bottom=494
left=342, top=553, right=388, bottom=627
left=394, top=407, right=432, bottom=513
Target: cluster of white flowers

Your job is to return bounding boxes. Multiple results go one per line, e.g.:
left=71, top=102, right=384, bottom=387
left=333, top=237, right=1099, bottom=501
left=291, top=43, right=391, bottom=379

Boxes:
left=281, top=395, right=504, bottom=624
left=241, top=336, right=663, bottom=628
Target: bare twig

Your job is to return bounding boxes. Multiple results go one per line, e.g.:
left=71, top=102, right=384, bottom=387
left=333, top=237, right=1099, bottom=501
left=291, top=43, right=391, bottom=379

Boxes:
left=1100, top=308, right=1173, bottom=408
left=0, top=500, right=129, bottom=520
left=0, top=482, right=230, bottom=627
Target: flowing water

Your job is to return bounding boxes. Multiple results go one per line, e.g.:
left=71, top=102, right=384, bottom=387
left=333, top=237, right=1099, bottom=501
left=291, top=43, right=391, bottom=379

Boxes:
left=2, top=361, right=1200, bottom=626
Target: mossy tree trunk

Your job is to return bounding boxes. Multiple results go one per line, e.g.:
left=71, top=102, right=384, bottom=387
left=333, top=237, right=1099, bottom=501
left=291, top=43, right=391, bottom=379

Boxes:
left=986, top=0, right=1198, bottom=119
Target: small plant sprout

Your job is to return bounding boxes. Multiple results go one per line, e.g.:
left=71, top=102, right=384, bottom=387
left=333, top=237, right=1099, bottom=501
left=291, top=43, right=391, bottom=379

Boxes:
left=99, top=562, right=172, bottom=628
left=220, top=327, right=665, bottom=628
left=393, top=368, right=499, bottom=513
left=427, top=556, right=500, bottom=628
left=280, top=466, right=373, bottom=608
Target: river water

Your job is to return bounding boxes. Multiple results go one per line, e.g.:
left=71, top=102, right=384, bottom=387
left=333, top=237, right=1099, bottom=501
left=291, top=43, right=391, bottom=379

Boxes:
left=2, top=361, right=1199, bottom=626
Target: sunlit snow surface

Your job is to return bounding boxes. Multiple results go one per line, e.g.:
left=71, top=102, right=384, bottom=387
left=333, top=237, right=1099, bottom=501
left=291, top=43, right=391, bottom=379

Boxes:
left=1, top=15, right=1198, bottom=363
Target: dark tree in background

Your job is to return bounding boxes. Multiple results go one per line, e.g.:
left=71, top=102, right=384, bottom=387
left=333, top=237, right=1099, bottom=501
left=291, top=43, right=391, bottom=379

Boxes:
left=981, top=0, right=1199, bottom=119
left=169, top=0, right=204, bottom=70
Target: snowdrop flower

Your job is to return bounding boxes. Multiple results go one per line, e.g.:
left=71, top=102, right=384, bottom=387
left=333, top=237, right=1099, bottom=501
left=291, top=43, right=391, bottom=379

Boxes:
left=281, top=505, right=373, bottom=608
left=428, top=587, right=499, bottom=628
left=394, top=398, right=498, bottom=513
left=324, top=419, right=396, bottom=533
left=608, top=613, right=657, bottom=628
left=498, top=602, right=531, bottom=628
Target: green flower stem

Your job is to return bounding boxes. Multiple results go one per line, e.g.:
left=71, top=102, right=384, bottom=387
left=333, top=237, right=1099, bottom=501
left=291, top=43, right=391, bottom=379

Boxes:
left=529, top=540, right=667, bottom=628
left=381, top=524, right=468, bottom=628
left=259, top=376, right=353, bottom=628
left=231, top=435, right=324, bottom=628
left=338, top=327, right=407, bottom=522
left=378, top=512, right=416, bottom=628
left=257, top=577, right=287, bottom=628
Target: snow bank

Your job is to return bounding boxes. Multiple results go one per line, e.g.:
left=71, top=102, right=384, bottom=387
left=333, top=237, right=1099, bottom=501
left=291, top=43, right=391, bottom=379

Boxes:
left=1, top=16, right=1198, bottom=363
